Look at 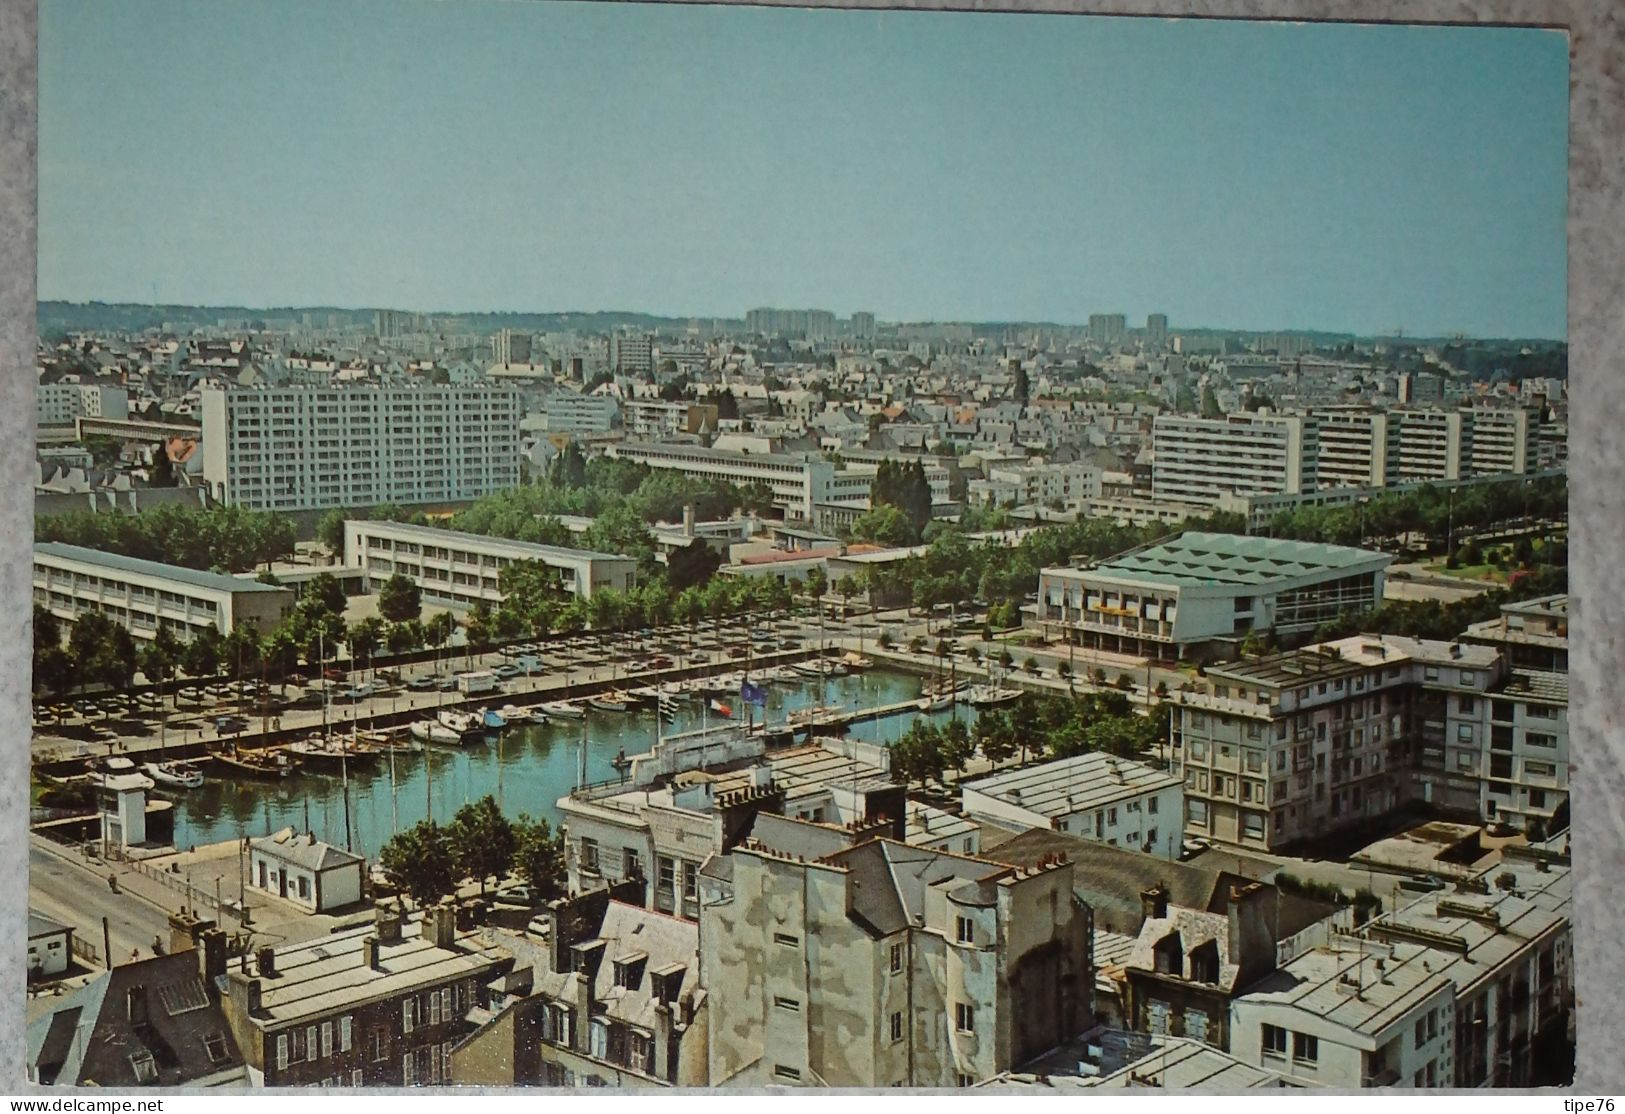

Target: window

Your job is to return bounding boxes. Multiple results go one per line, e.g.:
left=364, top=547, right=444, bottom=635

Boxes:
left=372, top=1028, right=388, bottom=1063
left=955, top=1003, right=975, bottom=1033
left=774, top=996, right=801, bottom=1012
left=340, top=1016, right=353, bottom=1053
left=1148, top=797, right=1159, bottom=815
left=1190, top=741, right=1207, bottom=761
left=352, top=1069, right=364, bottom=1087
left=276, top=1033, right=290, bottom=1071
left=956, top=916, right=974, bottom=945
left=657, top=856, right=676, bottom=892
left=1414, top=1018, right=1426, bottom=1047
left=428, top=990, right=442, bottom=1025
left=307, top=1026, right=318, bottom=1060
left=774, top=1065, right=801, bottom=1082
left=403, top=998, right=415, bottom=1034
left=1292, top=1032, right=1318, bottom=1064
left=580, top=838, right=600, bottom=873
left=1459, top=695, right=1476, bottom=714
left=130, top=1050, right=158, bottom=1084
left=623, top=848, right=641, bottom=879
left=204, top=1032, right=230, bottom=1065
left=683, top=861, right=698, bottom=901
left=402, top=1052, right=416, bottom=1086
left=890, top=943, right=903, bottom=973
left=1187, top=800, right=1209, bottom=825
left=1457, top=724, right=1475, bottom=742
left=321, top=1021, right=334, bottom=1058
left=298, top=876, right=311, bottom=900
left=1425, top=667, right=1439, bottom=682
left=890, top=1012, right=904, bottom=1042
left=1243, top=812, right=1265, bottom=840
left=774, top=932, right=799, bottom=948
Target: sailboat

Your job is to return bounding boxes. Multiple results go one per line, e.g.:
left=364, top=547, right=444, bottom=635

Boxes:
left=141, top=702, right=205, bottom=788
left=540, top=699, right=586, bottom=720
left=410, top=718, right=464, bottom=746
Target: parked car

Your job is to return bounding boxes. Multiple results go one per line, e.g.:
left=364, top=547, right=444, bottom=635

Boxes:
left=436, top=676, right=459, bottom=691
left=1399, top=875, right=1446, bottom=893
left=493, top=884, right=537, bottom=907
left=407, top=676, right=438, bottom=691
left=492, top=664, right=522, bottom=680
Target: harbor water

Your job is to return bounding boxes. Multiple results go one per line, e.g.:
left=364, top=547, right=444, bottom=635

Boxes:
left=168, top=667, right=980, bottom=860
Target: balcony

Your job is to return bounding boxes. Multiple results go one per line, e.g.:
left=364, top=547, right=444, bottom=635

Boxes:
left=1362, top=1068, right=1401, bottom=1088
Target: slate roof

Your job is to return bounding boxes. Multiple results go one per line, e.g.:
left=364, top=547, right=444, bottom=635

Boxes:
left=250, top=829, right=364, bottom=872
left=986, top=828, right=1336, bottom=939
left=26, top=951, right=245, bottom=1088
left=820, top=839, right=1005, bottom=938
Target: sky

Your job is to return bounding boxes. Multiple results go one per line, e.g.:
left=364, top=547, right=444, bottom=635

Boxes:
left=39, top=1, right=1570, bottom=338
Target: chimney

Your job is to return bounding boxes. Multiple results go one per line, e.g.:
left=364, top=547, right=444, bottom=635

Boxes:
left=198, top=928, right=228, bottom=986
left=1227, top=883, right=1280, bottom=984
left=1140, top=883, right=1169, bottom=922
left=428, top=902, right=458, bottom=949
left=375, top=902, right=402, bottom=944
left=256, top=945, right=277, bottom=978
left=363, top=937, right=381, bottom=970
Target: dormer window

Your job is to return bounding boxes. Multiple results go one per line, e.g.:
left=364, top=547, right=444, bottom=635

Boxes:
left=129, top=1050, right=158, bottom=1084
left=1153, top=933, right=1184, bottom=976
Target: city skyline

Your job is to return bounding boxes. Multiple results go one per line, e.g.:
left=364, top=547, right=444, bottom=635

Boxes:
left=40, top=2, right=1569, bottom=338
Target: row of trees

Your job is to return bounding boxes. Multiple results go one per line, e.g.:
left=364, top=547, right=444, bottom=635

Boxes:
left=851, top=510, right=1244, bottom=628
left=464, top=568, right=798, bottom=651
left=377, top=796, right=565, bottom=908
left=1265, top=475, right=1567, bottom=554
left=33, top=569, right=447, bottom=700
left=38, top=504, right=296, bottom=573
left=1309, top=562, right=1567, bottom=645
left=887, top=691, right=1168, bottom=786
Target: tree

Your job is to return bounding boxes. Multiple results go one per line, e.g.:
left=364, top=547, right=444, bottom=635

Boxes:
left=804, top=568, right=828, bottom=609
left=138, top=625, right=180, bottom=693
left=425, top=610, right=457, bottom=654
left=1024, top=655, right=1040, bottom=676
left=512, top=814, right=567, bottom=898
left=387, top=619, right=424, bottom=656
left=306, top=572, right=348, bottom=617
left=317, top=508, right=351, bottom=554
left=378, top=574, right=422, bottom=624
left=940, top=718, right=976, bottom=776
left=379, top=821, right=456, bottom=909
left=347, top=617, right=385, bottom=675
left=68, top=612, right=137, bottom=691
left=447, top=796, right=517, bottom=896
left=33, top=605, right=75, bottom=697
left=181, top=625, right=224, bottom=679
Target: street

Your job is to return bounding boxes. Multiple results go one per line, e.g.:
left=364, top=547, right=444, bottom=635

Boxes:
left=29, top=839, right=173, bottom=967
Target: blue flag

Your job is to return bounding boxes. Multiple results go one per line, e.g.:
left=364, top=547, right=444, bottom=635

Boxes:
left=740, top=680, right=768, bottom=707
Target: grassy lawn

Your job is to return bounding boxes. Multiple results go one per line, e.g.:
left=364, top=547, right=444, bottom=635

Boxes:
left=1425, top=562, right=1509, bottom=584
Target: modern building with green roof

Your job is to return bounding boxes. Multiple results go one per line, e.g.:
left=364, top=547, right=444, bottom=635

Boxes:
left=1038, top=532, right=1391, bottom=661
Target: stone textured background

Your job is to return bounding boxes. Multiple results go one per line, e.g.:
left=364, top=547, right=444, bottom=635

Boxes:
left=0, top=0, right=1617, bottom=1093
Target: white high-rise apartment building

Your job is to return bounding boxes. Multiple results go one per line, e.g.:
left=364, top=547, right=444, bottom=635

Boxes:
left=1390, top=409, right=1470, bottom=482
left=36, top=382, right=129, bottom=427
left=1467, top=407, right=1538, bottom=476
left=200, top=385, right=520, bottom=511
left=1151, top=412, right=1319, bottom=506
left=1311, top=408, right=1394, bottom=489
